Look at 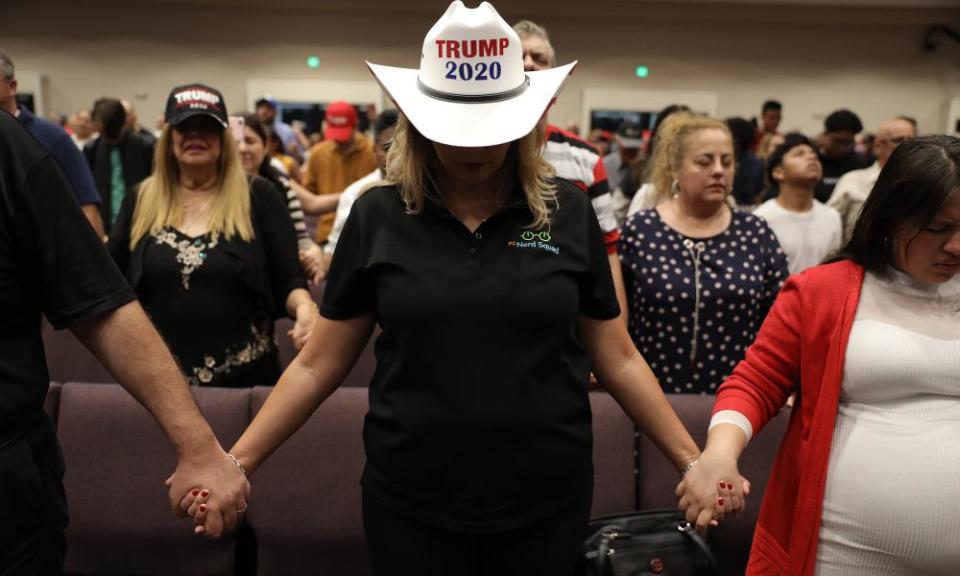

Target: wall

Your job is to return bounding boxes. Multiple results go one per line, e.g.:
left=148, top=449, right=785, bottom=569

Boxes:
left=5, top=0, right=960, bottom=135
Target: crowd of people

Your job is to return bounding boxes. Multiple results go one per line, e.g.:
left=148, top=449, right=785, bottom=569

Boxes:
left=1, top=0, right=958, bottom=574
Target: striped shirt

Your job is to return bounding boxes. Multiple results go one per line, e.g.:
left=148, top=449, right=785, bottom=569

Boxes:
left=543, top=125, right=619, bottom=253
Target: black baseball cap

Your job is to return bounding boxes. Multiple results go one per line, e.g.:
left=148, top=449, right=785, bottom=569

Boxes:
left=164, top=83, right=228, bottom=128
left=617, top=121, right=645, bottom=149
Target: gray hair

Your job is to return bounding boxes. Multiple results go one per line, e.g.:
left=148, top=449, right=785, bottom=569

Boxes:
left=0, top=49, right=14, bottom=81
left=511, top=20, right=556, bottom=67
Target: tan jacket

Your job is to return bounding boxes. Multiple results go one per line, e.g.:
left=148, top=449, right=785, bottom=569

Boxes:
left=304, top=133, right=376, bottom=243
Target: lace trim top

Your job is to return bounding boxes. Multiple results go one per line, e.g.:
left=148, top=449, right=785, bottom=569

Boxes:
left=152, top=228, right=220, bottom=290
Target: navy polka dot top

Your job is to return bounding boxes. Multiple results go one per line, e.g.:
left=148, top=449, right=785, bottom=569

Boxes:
left=618, top=208, right=788, bottom=394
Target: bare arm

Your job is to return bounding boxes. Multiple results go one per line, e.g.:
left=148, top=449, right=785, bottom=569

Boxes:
left=285, top=287, right=318, bottom=349
left=70, top=300, right=249, bottom=537
left=230, top=313, right=376, bottom=475
left=578, top=314, right=700, bottom=472
left=607, top=252, right=629, bottom=328
left=81, top=204, right=106, bottom=241
left=292, top=178, right=341, bottom=215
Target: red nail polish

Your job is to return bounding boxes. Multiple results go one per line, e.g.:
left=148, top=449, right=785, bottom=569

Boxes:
left=191, top=489, right=199, bottom=497
left=200, top=490, right=209, bottom=498
left=717, top=497, right=725, bottom=506
left=199, top=504, right=207, bottom=512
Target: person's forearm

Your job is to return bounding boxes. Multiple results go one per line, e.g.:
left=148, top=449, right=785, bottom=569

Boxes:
left=71, top=301, right=219, bottom=457
left=81, top=204, right=106, bottom=241
left=597, top=347, right=701, bottom=472
left=292, top=179, right=340, bottom=215
left=286, top=287, right=315, bottom=318
left=230, top=314, right=374, bottom=474
left=703, top=423, right=748, bottom=461
left=607, top=252, right=629, bottom=328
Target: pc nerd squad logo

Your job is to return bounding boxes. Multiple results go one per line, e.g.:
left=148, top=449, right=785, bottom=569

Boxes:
left=507, top=230, right=559, bottom=255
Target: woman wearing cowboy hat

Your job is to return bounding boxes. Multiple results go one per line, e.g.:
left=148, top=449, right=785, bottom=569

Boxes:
left=179, top=2, right=739, bottom=572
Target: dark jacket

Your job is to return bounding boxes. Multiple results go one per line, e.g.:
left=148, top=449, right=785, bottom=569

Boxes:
left=107, top=176, right=307, bottom=320
left=83, top=131, right=155, bottom=232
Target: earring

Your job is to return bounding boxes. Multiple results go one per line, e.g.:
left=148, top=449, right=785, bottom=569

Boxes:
left=671, top=179, right=680, bottom=198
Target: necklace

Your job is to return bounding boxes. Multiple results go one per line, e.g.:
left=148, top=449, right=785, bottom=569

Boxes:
left=180, top=197, right=213, bottom=233
left=682, top=238, right=707, bottom=366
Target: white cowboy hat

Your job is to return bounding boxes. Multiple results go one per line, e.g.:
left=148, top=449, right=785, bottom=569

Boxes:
left=366, top=1, right=576, bottom=148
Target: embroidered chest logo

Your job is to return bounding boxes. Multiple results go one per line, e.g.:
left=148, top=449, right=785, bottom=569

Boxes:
left=507, top=230, right=559, bottom=255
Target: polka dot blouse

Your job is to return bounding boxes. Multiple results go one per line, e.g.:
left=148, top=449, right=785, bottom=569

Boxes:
left=618, top=208, right=788, bottom=394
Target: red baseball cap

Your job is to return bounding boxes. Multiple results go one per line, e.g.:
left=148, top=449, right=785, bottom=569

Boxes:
left=324, top=101, right=358, bottom=143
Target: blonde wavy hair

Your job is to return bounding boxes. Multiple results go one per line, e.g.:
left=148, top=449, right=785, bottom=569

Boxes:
left=649, top=112, right=734, bottom=204
left=382, top=113, right=557, bottom=230
left=129, top=124, right=253, bottom=250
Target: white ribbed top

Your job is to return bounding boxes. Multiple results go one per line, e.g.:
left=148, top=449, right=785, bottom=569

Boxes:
left=815, top=269, right=960, bottom=576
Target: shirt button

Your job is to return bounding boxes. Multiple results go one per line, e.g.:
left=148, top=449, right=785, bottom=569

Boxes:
left=475, top=232, right=482, bottom=239
left=469, top=247, right=477, bottom=255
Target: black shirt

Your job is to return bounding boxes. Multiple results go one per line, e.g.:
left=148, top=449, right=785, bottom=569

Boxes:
left=108, top=177, right=306, bottom=387
left=322, top=179, right=620, bottom=532
left=816, top=151, right=868, bottom=203
left=0, top=111, right=134, bottom=438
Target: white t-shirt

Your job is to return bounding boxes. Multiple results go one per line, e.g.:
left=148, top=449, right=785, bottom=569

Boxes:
left=323, top=168, right=382, bottom=255
left=753, top=199, right=842, bottom=275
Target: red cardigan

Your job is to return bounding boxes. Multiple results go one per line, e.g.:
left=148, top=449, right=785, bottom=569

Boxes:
left=713, top=260, right=865, bottom=576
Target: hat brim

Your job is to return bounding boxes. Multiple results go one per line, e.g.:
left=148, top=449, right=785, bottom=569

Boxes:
left=169, top=110, right=228, bottom=129
left=367, top=60, right=576, bottom=147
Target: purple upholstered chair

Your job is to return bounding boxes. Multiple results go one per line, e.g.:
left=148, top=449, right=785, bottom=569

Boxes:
left=58, top=383, right=251, bottom=575
left=636, top=394, right=790, bottom=576
left=245, top=385, right=369, bottom=576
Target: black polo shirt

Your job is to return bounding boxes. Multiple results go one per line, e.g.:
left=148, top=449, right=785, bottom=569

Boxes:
left=322, top=178, right=620, bottom=532
left=0, top=111, right=134, bottom=439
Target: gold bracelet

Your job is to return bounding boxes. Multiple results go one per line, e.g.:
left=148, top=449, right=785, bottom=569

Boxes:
left=227, top=453, right=247, bottom=477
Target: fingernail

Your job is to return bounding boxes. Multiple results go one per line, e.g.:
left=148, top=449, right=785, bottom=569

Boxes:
left=199, top=504, right=207, bottom=512
left=717, top=497, right=725, bottom=506
left=195, top=526, right=203, bottom=534
left=191, top=489, right=199, bottom=497
left=200, top=490, right=209, bottom=498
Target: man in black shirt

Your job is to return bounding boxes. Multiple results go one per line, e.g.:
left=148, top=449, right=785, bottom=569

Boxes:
left=0, top=110, right=247, bottom=574
left=815, top=108, right=868, bottom=202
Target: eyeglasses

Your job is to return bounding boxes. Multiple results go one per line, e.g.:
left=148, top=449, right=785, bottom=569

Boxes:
left=520, top=230, right=552, bottom=242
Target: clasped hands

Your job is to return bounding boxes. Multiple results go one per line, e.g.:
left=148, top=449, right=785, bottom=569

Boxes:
left=166, top=448, right=251, bottom=538
left=165, top=448, right=747, bottom=538
left=676, top=451, right=751, bottom=533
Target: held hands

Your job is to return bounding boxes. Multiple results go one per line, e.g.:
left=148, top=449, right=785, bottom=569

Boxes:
left=299, top=245, right=326, bottom=285
left=676, top=451, right=751, bottom=533
left=166, top=448, right=251, bottom=538
left=289, top=302, right=318, bottom=350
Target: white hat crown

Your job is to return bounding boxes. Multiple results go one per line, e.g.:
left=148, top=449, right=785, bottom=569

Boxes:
left=418, top=1, right=527, bottom=99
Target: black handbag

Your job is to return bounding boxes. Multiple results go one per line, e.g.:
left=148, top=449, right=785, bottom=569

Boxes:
left=579, top=509, right=718, bottom=576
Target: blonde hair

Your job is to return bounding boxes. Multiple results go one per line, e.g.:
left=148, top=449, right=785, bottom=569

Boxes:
left=383, top=114, right=557, bottom=230
left=649, top=113, right=733, bottom=204
left=129, top=124, right=253, bottom=249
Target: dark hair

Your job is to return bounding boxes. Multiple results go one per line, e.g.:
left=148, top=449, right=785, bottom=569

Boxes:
left=765, top=132, right=814, bottom=186
left=827, top=135, right=960, bottom=274
left=762, top=100, right=782, bottom=113
left=824, top=109, right=863, bottom=134
left=725, top=117, right=756, bottom=157
left=238, top=112, right=267, bottom=144
left=92, top=98, right=126, bottom=141
left=374, top=109, right=399, bottom=139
